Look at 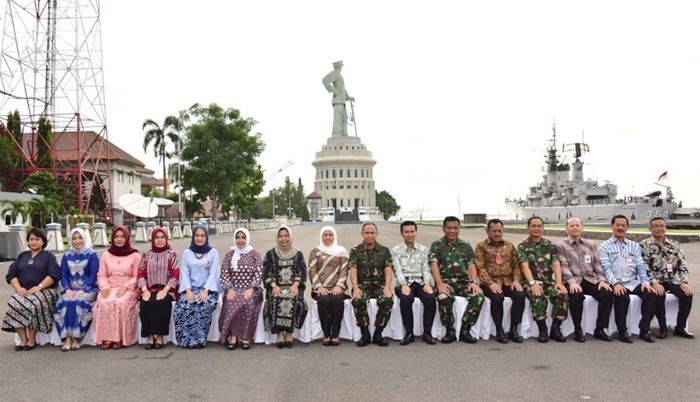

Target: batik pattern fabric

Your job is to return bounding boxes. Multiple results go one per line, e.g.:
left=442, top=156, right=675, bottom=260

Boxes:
left=518, top=237, right=568, bottom=321
left=174, top=248, right=221, bottom=347
left=53, top=249, right=100, bottom=339
left=218, top=249, right=263, bottom=341
left=640, top=237, right=690, bottom=285
left=262, top=250, right=308, bottom=333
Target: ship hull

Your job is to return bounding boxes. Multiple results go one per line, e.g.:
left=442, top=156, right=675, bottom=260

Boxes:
left=506, top=202, right=674, bottom=223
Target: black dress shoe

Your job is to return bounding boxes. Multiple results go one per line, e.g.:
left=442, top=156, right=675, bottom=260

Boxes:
left=240, top=342, right=251, bottom=350
left=459, top=326, right=477, bottom=344
left=154, top=342, right=164, bottom=350
left=422, top=332, right=436, bottom=345
left=356, top=327, right=371, bottom=347
left=195, top=343, right=205, bottom=349
left=639, top=331, right=655, bottom=343
left=331, top=340, right=340, bottom=346
left=144, top=343, right=154, bottom=350
left=285, top=340, right=293, bottom=349
left=593, top=328, right=612, bottom=342
left=226, top=340, right=238, bottom=350
left=657, top=325, right=668, bottom=339
left=322, top=339, right=332, bottom=347
left=14, top=345, right=23, bottom=351
left=673, top=328, right=695, bottom=339
left=574, top=329, right=586, bottom=343
left=400, top=332, right=415, bottom=345
left=276, top=341, right=285, bottom=349
left=441, top=326, right=457, bottom=344
left=617, top=330, right=633, bottom=343
left=186, top=344, right=195, bottom=350
left=507, top=324, right=523, bottom=343
left=372, top=327, right=388, bottom=347
left=495, top=328, right=508, bottom=344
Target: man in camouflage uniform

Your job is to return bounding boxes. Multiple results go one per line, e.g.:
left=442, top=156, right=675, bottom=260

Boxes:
left=349, top=223, right=394, bottom=346
left=518, top=216, right=569, bottom=343
left=430, top=216, right=484, bottom=344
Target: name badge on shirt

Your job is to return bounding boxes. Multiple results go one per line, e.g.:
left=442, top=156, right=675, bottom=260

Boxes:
left=666, top=263, right=673, bottom=273
left=584, top=254, right=591, bottom=264
left=495, top=254, right=503, bottom=265
left=626, top=256, right=634, bottom=268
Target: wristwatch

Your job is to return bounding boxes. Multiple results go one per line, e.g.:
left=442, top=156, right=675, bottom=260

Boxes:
left=528, top=280, right=536, bottom=286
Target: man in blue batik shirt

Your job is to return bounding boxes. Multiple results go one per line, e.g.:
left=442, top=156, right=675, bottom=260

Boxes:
left=599, top=214, right=656, bottom=343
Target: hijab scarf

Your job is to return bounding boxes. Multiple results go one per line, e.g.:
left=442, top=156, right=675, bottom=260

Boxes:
left=189, top=224, right=212, bottom=254
left=273, top=225, right=298, bottom=260
left=231, top=228, right=253, bottom=271
left=317, top=226, right=349, bottom=258
left=69, top=227, right=91, bottom=255
left=107, top=225, right=139, bottom=257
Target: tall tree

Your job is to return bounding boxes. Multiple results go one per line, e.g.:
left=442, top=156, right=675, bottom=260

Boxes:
left=28, top=197, right=60, bottom=228
left=36, top=116, right=53, bottom=168
left=18, top=171, right=67, bottom=213
left=180, top=103, right=265, bottom=222
left=376, top=190, right=400, bottom=220
left=142, top=116, right=181, bottom=197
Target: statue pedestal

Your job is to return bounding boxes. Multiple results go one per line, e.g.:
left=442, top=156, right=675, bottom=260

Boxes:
left=46, top=223, right=64, bottom=252
left=183, top=221, right=192, bottom=237
left=134, top=222, right=148, bottom=243
left=92, top=223, right=108, bottom=247
left=171, top=221, right=183, bottom=239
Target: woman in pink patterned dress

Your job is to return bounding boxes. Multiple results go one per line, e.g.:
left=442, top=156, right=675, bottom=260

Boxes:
left=92, top=225, right=141, bottom=349
left=218, top=228, right=263, bottom=350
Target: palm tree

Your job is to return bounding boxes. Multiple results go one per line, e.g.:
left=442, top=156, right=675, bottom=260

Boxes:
left=1, top=200, right=31, bottom=225
left=142, top=116, right=181, bottom=197
left=28, top=197, right=60, bottom=228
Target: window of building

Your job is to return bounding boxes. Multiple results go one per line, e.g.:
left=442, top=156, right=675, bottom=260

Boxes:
left=128, top=173, right=134, bottom=184
left=354, top=169, right=358, bottom=177
left=332, top=169, right=336, bottom=178
left=347, top=169, right=351, bottom=177
left=361, top=170, right=364, bottom=178
left=339, top=169, right=343, bottom=178
left=117, top=172, right=123, bottom=182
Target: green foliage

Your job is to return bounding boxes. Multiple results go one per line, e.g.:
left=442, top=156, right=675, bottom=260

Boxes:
left=0, top=200, right=31, bottom=224
left=28, top=197, right=60, bottom=228
left=18, top=171, right=67, bottom=212
left=376, top=190, right=400, bottom=220
left=180, top=103, right=265, bottom=222
left=143, top=116, right=181, bottom=197
left=0, top=135, right=18, bottom=189
left=36, top=117, right=53, bottom=168
left=230, top=166, right=264, bottom=219
left=250, top=177, right=309, bottom=220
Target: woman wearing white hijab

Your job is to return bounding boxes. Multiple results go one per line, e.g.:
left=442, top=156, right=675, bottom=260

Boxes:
left=219, top=228, right=263, bottom=350
left=308, top=226, right=349, bottom=346
left=53, top=228, right=100, bottom=351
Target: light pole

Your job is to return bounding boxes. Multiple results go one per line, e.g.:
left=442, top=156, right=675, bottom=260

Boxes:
left=270, top=161, right=293, bottom=218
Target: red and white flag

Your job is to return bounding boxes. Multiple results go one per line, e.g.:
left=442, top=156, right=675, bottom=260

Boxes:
left=657, top=171, right=668, bottom=181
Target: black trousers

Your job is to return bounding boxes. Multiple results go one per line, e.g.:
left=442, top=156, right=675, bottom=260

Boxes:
left=482, top=284, right=526, bottom=329
left=139, top=292, right=173, bottom=337
left=312, top=292, right=346, bottom=338
left=613, top=284, right=655, bottom=333
left=567, top=280, right=614, bottom=331
left=395, top=282, right=436, bottom=334
left=654, top=282, right=693, bottom=329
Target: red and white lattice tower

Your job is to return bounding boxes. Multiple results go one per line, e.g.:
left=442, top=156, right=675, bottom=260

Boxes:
left=0, top=0, right=112, bottom=217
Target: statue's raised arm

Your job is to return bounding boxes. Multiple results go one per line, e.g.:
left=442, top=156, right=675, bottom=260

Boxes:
left=322, top=60, right=354, bottom=137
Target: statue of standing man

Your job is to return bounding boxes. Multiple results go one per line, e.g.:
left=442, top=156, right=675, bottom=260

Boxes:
left=322, top=60, right=355, bottom=137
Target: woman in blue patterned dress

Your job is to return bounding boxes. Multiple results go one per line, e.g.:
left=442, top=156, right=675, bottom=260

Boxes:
left=53, top=228, right=99, bottom=351
left=174, top=224, right=221, bottom=349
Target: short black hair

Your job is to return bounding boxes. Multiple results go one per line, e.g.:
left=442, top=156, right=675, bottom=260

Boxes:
left=400, top=220, right=417, bottom=233
left=361, top=222, right=377, bottom=231
left=443, top=216, right=460, bottom=227
left=649, top=217, right=666, bottom=225
left=27, top=227, right=48, bottom=249
left=527, top=216, right=543, bottom=226
left=611, top=215, right=629, bottom=225
left=486, top=219, right=504, bottom=230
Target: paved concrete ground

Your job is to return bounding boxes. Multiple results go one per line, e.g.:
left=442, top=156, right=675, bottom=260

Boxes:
left=1, top=222, right=698, bottom=401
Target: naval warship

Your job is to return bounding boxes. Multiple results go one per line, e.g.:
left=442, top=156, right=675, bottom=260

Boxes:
left=505, top=126, right=677, bottom=223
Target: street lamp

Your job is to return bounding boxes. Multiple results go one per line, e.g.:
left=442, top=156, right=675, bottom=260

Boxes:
left=270, top=161, right=293, bottom=218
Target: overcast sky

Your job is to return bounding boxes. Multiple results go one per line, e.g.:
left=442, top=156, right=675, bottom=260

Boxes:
left=26, top=1, right=700, bottom=218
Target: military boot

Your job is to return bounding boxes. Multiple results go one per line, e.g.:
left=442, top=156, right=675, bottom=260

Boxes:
left=549, top=319, right=566, bottom=342
left=459, top=325, right=477, bottom=343
left=356, top=326, right=371, bottom=347
left=536, top=320, right=549, bottom=343
left=441, top=326, right=457, bottom=344
left=372, top=326, right=388, bottom=346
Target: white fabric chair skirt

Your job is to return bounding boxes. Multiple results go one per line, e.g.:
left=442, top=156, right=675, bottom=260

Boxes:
left=22, top=293, right=684, bottom=346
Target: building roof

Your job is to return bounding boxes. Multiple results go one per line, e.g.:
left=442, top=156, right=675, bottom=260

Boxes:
left=0, top=192, right=44, bottom=203
left=141, top=176, right=171, bottom=188
left=307, top=191, right=321, bottom=199
left=48, top=131, right=154, bottom=175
